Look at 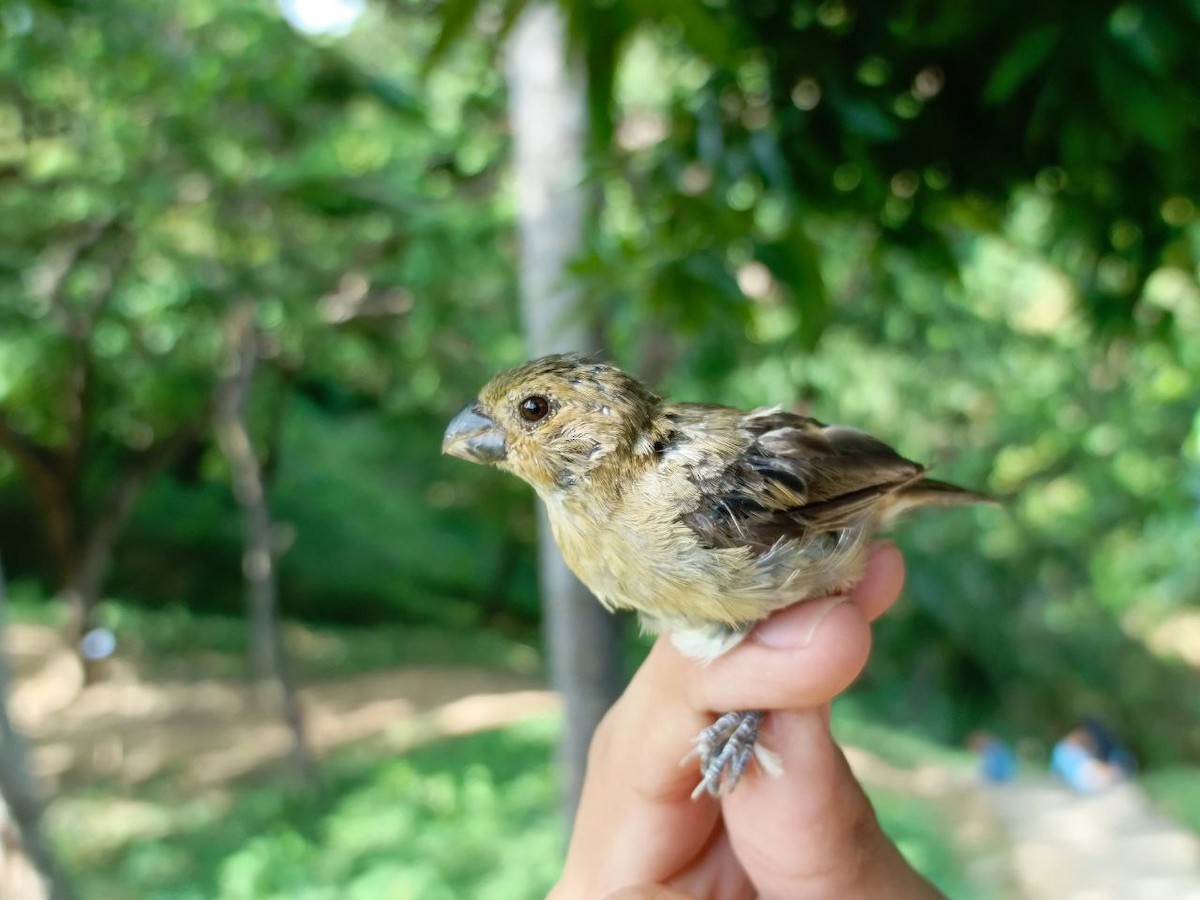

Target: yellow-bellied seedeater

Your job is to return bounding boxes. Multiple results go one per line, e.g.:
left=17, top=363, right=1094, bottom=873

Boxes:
left=443, top=353, right=987, bottom=796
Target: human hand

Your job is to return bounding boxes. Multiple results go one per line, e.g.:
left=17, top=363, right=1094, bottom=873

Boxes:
left=550, top=542, right=944, bottom=900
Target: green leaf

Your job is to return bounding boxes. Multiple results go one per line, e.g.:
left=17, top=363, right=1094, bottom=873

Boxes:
left=829, top=94, right=900, bottom=142
left=567, top=0, right=635, bottom=148
left=757, top=226, right=829, bottom=348
left=494, top=0, right=534, bottom=46
left=363, top=77, right=425, bottom=117
left=422, top=0, right=486, bottom=77
left=635, top=0, right=735, bottom=65
left=1095, top=53, right=1185, bottom=152
left=983, top=25, right=1060, bottom=104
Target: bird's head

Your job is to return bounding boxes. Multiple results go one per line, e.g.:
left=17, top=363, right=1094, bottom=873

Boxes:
left=442, top=354, right=662, bottom=494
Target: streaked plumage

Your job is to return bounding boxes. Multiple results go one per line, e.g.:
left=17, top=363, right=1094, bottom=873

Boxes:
left=443, top=353, right=987, bottom=793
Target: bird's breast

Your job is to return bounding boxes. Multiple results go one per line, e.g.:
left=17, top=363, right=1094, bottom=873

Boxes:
left=540, top=477, right=784, bottom=629
left=542, top=490, right=665, bottom=611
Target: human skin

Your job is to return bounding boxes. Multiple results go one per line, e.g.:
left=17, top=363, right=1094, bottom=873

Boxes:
left=550, top=542, right=945, bottom=900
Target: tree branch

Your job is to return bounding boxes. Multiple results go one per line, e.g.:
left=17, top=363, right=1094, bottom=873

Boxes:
left=0, top=415, right=58, bottom=486
left=214, top=303, right=317, bottom=785
left=27, top=219, right=121, bottom=339
left=64, top=419, right=207, bottom=650
left=83, top=418, right=208, bottom=570
left=63, top=225, right=136, bottom=486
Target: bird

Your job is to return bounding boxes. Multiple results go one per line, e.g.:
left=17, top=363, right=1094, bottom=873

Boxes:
left=442, top=353, right=988, bottom=797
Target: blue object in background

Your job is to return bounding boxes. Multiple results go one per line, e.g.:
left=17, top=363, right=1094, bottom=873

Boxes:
left=1051, top=739, right=1102, bottom=793
left=1082, top=717, right=1138, bottom=777
left=979, top=738, right=1018, bottom=783
left=1051, top=721, right=1135, bottom=794
left=969, top=732, right=1018, bottom=783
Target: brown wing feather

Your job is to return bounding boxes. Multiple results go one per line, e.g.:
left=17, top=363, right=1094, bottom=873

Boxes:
left=669, top=406, right=969, bottom=553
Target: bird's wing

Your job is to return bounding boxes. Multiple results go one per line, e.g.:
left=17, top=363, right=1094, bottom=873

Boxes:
left=662, top=404, right=925, bottom=553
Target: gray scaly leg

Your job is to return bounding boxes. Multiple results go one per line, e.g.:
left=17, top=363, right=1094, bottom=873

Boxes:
left=692, top=709, right=773, bottom=798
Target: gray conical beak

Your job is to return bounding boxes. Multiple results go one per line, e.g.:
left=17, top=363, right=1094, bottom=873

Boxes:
left=442, top=401, right=506, bottom=464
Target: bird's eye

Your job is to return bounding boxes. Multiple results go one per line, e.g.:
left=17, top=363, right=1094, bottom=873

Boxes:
left=518, top=395, right=550, bottom=422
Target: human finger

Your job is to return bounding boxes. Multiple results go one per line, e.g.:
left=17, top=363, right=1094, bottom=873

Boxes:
left=721, top=708, right=881, bottom=895
left=850, top=541, right=906, bottom=623
left=683, top=597, right=872, bottom=715
left=723, top=708, right=944, bottom=899
left=556, top=639, right=722, bottom=897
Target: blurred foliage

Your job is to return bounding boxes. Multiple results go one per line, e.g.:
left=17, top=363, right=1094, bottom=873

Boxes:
left=431, top=0, right=1200, bottom=350
left=52, top=720, right=565, bottom=900
left=113, top=399, right=540, bottom=627
left=0, top=0, right=523, bottom=595
left=1143, top=767, right=1200, bottom=834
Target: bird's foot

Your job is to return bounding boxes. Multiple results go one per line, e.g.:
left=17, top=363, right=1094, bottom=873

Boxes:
left=690, top=709, right=779, bottom=799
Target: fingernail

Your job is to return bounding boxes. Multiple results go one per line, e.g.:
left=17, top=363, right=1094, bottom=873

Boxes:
left=753, top=596, right=850, bottom=649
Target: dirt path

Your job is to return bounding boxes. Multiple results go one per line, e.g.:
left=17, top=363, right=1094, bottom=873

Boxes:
left=983, top=777, right=1200, bottom=899
left=8, top=623, right=558, bottom=792
left=847, top=746, right=1200, bottom=899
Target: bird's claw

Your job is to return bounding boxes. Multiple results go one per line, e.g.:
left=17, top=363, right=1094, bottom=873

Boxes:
left=691, top=709, right=767, bottom=799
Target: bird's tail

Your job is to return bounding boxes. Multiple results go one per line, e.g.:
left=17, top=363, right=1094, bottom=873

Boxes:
left=881, top=476, right=994, bottom=526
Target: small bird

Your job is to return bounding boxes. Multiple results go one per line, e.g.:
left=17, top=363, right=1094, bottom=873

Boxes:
left=442, top=353, right=987, bottom=796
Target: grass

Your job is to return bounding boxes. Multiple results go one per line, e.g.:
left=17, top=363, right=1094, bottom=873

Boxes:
left=832, top=696, right=976, bottom=770
left=1142, top=766, right=1200, bottom=833
left=6, top=584, right=542, bottom=683
left=869, top=787, right=989, bottom=900
left=51, top=718, right=564, bottom=900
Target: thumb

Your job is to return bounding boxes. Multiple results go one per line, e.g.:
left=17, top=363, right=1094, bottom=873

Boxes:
left=723, top=709, right=928, bottom=899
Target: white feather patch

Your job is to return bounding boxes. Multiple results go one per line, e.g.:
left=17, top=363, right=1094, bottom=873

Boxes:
left=670, top=623, right=749, bottom=663
left=754, top=742, right=784, bottom=778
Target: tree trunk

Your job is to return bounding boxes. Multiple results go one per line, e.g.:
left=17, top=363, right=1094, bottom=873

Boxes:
left=506, top=2, right=624, bottom=824
left=214, top=305, right=317, bottom=785
left=52, top=437, right=196, bottom=681
left=61, top=467, right=153, bottom=680
left=0, top=559, right=73, bottom=900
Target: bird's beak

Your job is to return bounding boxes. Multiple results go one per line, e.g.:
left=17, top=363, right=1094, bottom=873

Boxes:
left=442, top=401, right=506, bottom=464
